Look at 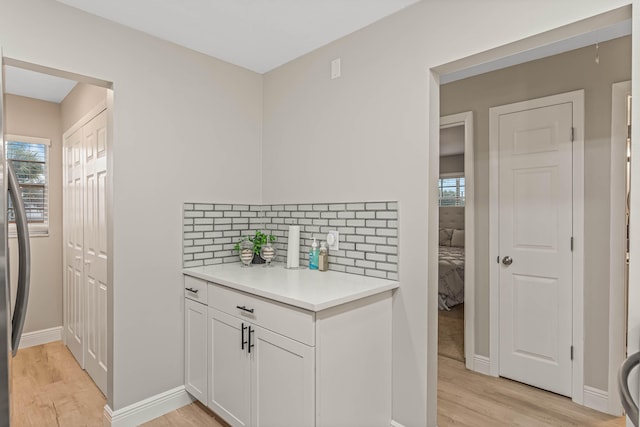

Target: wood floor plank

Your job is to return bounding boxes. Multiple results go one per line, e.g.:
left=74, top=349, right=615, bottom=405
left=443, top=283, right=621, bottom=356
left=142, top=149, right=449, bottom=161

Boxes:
left=12, top=341, right=106, bottom=426
left=141, top=402, right=229, bottom=427
left=11, top=340, right=627, bottom=426
left=437, top=355, right=625, bottom=427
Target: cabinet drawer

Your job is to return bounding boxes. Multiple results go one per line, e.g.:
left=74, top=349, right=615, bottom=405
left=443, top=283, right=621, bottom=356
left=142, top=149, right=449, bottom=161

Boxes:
left=184, top=276, right=208, bottom=303
left=208, top=283, right=315, bottom=346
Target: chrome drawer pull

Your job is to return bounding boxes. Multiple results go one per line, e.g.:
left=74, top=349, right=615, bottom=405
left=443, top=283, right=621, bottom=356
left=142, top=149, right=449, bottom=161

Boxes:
left=236, top=305, right=254, bottom=314
left=185, top=287, right=199, bottom=294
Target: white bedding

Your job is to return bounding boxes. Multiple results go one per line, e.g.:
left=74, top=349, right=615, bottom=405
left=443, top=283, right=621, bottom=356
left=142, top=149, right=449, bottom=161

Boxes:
left=438, top=245, right=465, bottom=310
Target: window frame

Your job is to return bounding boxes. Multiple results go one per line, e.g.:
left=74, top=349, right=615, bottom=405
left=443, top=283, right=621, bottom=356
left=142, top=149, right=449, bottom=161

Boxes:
left=438, top=172, right=465, bottom=207
left=5, top=134, right=51, bottom=237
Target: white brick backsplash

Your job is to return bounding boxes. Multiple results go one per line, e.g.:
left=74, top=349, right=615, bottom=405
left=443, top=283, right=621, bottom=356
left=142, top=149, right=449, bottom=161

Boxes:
left=366, top=236, right=387, bottom=245
left=346, top=266, right=365, bottom=275
left=185, top=211, right=204, bottom=218
left=356, top=243, right=376, bottom=252
left=366, top=219, right=387, bottom=228
left=366, top=202, right=387, bottom=210
left=356, top=211, right=375, bottom=219
left=347, top=203, right=365, bottom=210
left=355, top=260, right=376, bottom=269
left=194, top=204, right=213, bottom=210
left=184, top=201, right=398, bottom=280
left=338, top=211, right=355, bottom=219
left=366, top=253, right=387, bottom=262
left=377, top=211, right=398, bottom=219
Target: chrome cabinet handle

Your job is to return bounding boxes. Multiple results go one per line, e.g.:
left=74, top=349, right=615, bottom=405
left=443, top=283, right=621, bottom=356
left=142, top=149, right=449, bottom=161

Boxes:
left=185, top=287, right=199, bottom=294
left=236, top=305, right=254, bottom=314
left=502, top=256, right=513, bottom=266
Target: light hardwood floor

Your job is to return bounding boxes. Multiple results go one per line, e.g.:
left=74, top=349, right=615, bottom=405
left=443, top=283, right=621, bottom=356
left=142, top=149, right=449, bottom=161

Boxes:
left=438, top=356, right=625, bottom=427
left=12, top=341, right=106, bottom=426
left=12, top=341, right=627, bottom=426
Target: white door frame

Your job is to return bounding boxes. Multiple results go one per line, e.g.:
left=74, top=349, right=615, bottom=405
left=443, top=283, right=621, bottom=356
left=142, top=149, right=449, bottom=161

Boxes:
left=488, top=90, right=585, bottom=404
left=608, top=80, right=631, bottom=416
left=440, top=112, right=475, bottom=371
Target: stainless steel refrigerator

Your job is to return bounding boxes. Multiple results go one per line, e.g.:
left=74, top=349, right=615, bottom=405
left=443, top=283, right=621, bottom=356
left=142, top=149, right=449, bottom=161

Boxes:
left=0, top=59, right=32, bottom=427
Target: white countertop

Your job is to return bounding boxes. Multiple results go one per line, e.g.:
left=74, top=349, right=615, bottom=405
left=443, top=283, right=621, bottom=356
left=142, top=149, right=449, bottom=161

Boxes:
left=183, top=263, right=398, bottom=312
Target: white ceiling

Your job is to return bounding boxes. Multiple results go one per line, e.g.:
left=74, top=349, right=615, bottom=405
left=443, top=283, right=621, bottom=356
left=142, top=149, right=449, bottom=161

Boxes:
left=4, top=2, right=631, bottom=104
left=4, top=65, right=77, bottom=103
left=55, top=0, right=421, bottom=74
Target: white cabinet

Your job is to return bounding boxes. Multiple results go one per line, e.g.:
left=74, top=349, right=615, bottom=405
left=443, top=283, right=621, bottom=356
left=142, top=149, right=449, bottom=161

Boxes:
left=208, top=308, right=251, bottom=427
left=185, top=298, right=208, bottom=404
left=207, top=307, right=314, bottom=427
left=251, top=325, right=314, bottom=427
left=183, top=270, right=394, bottom=427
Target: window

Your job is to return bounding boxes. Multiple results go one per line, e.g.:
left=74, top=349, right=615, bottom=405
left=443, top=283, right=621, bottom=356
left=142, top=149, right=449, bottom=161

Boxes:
left=438, top=175, right=465, bottom=207
left=5, top=135, right=50, bottom=235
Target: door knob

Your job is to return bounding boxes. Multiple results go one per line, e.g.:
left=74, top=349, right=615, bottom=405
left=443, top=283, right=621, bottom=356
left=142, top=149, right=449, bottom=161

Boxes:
left=502, top=256, right=513, bottom=266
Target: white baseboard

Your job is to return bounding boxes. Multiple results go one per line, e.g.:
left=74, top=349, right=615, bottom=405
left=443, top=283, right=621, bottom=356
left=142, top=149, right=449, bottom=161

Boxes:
left=473, top=354, right=491, bottom=375
left=390, top=421, right=406, bottom=427
left=19, top=326, right=62, bottom=349
left=583, top=386, right=609, bottom=414
left=103, top=386, right=194, bottom=427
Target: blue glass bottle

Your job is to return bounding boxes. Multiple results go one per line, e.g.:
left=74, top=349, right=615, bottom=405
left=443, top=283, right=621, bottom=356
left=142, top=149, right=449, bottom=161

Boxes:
left=309, top=238, right=319, bottom=270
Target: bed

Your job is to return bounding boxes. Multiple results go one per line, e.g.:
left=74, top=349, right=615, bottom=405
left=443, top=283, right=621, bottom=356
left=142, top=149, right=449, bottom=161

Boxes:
left=439, top=207, right=465, bottom=310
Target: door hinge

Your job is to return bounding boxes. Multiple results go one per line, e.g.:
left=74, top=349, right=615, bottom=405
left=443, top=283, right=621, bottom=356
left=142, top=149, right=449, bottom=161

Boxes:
left=497, top=256, right=500, bottom=264
left=571, top=127, right=575, bottom=142
left=570, top=237, right=574, bottom=251
left=571, top=345, right=574, bottom=361
left=628, top=124, right=632, bottom=141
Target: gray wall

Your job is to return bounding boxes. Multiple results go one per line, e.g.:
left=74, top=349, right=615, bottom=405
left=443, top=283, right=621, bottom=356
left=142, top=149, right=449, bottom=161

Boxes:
left=61, top=83, right=109, bottom=131
left=1, top=0, right=633, bottom=425
left=440, top=154, right=464, bottom=175
left=5, top=94, right=63, bottom=334
left=1, top=0, right=263, bottom=411
left=441, top=35, right=631, bottom=391
left=261, top=3, right=632, bottom=424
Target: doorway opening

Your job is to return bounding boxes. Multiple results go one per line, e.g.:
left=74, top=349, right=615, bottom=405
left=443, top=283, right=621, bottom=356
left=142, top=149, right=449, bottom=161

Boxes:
left=2, top=57, right=113, bottom=401
left=437, top=112, right=474, bottom=370
left=433, top=5, right=631, bottom=420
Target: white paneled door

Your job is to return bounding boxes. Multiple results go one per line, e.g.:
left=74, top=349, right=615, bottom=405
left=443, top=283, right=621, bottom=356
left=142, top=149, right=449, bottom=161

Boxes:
left=64, top=127, right=84, bottom=366
left=83, top=110, right=108, bottom=395
left=497, top=100, right=574, bottom=397
left=63, top=107, right=108, bottom=396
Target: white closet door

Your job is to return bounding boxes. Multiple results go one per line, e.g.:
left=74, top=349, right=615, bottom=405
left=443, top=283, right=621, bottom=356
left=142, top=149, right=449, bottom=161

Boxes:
left=83, top=109, right=108, bottom=395
left=63, top=127, right=85, bottom=366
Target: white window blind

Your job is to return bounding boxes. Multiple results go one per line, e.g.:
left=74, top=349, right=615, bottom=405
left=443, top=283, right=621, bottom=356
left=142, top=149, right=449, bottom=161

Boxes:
left=438, top=176, right=465, bottom=207
left=5, top=135, right=50, bottom=235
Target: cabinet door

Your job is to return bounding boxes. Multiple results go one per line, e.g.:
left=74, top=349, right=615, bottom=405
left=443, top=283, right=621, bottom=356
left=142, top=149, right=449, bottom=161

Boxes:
left=185, top=299, right=207, bottom=404
left=209, top=308, right=251, bottom=427
left=252, top=326, right=315, bottom=427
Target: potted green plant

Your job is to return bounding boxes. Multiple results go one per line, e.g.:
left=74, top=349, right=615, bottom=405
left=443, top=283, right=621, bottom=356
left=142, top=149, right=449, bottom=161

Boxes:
left=249, top=230, right=276, bottom=264
left=235, top=231, right=276, bottom=265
